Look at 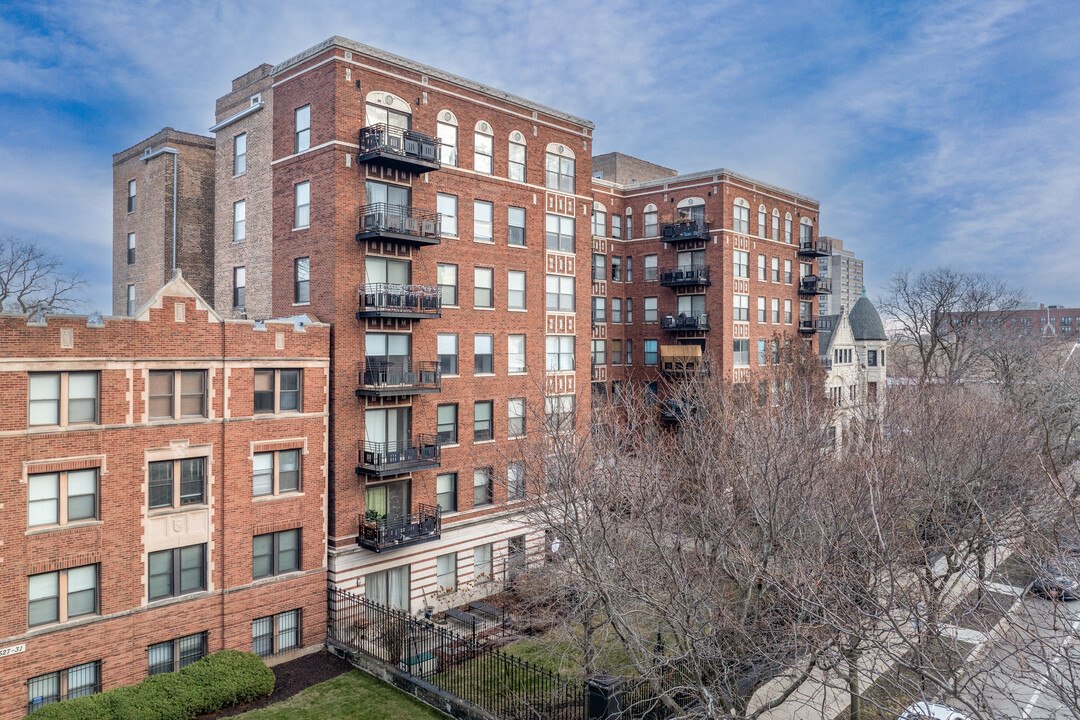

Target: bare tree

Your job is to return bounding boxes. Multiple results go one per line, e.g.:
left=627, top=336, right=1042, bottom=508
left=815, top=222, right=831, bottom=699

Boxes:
left=879, top=267, right=1025, bottom=383
left=0, top=236, right=87, bottom=313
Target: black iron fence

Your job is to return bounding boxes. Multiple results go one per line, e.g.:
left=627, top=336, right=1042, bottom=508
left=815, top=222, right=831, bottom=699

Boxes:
left=328, top=588, right=586, bottom=720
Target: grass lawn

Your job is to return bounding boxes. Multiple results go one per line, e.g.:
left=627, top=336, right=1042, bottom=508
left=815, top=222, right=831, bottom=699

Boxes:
left=231, top=669, right=447, bottom=720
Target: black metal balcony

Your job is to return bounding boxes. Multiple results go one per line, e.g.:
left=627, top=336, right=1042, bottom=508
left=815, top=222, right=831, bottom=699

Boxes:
left=358, top=503, right=442, bottom=552
left=658, top=399, right=694, bottom=423
left=357, top=283, right=441, bottom=320
left=659, top=265, right=711, bottom=287
left=356, top=435, right=441, bottom=477
left=661, top=219, right=710, bottom=242
left=798, top=237, right=832, bottom=257
left=356, top=203, right=442, bottom=246
left=356, top=360, right=441, bottom=397
left=661, top=314, right=710, bottom=332
left=799, top=275, right=832, bottom=295
left=798, top=319, right=817, bottom=334
left=357, top=124, right=441, bottom=173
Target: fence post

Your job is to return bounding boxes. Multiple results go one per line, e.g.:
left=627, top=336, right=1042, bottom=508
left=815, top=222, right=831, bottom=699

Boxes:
left=585, top=673, right=624, bottom=720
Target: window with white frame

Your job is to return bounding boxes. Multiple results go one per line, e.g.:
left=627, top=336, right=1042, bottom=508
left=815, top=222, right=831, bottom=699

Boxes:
left=545, top=151, right=575, bottom=193
left=28, top=468, right=98, bottom=528
left=771, top=257, right=780, bottom=283
left=734, top=294, right=749, bottom=321
left=758, top=205, right=767, bottom=238
left=437, top=553, right=458, bottom=593
left=771, top=298, right=780, bottom=324
left=612, top=214, right=622, bottom=239
left=294, top=181, right=310, bottom=229
left=127, top=233, right=135, bottom=265
left=474, top=543, right=493, bottom=583
left=545, top=395, right=574, bottom=433
left=545, top=214, right=575, bottom=253
left=473, top=200, right=493, bottom=242
left=294, top=105, right=310, bottom=152
left=734, top=250, right=749, bottom=278
left=644, top=297, right=658, bottom=323
left=626, top=298, right=633, bottom=323
left=437, top=334, right=458, bottom=375
left=785, top=215, right=793, bottom=244
left=437, top=263, right=458, bottom=306
left=234, top=133, right=246, bottom=175
left=474, top=334, right=494, bottom=374
left=784, top=259, right=792, bottom=284
left=758, top=296, right=767, bottom=323
left=644, top=205, right=658, bottom=237
left=436, top=473, right=457, bottom=512
left=591, top=339, right=606, bottom=366
left=592, top=296, right=606, bottom=323
left=643, top=254, right=657, bottom=281
left=127, top=180, right=136, bottom=212
left=233, top=266, right=246, bottom=308
left=437, top=112, right=458, bottom=166
left=612, top=298, right=622, bottom=323
left=29, top=372, right=98, bottom=427
left=508, top=461, right=525, bottom=499
left=733, top=199, right=750, bottom=233
left=508, top=206, right=526, bottom=246
left=473, top=467, right=493, bottom=507
left=294, top=257, right=310, bottom=303
left=509, top=133, right=526, bottom=181
left=127, top=284, right=136, bottom=315
left=508, top=398, right=525, bottom=437
left=733, top=339, right=750, bottom=366
left=784, top=299, right=792, bottom=324
left=593, top=206, right=607, bottom=237
left=508, top=271, right=525, bottom=309
left=474, top=123, right=493, bottom=174
left=508, top=335, right=526, bottom=373
left=437, top=193, right=457, bottom=236
left=28, top=565, right=98, bottom=626
left=253, top=448, right=301, bottom=496
left=546, top=336, right=574, bottom=371
left=545, top=274, right=574, bottom=312
left=474, top=267, right=493, bottom=308
left=233, top=200, right=246, bottom=242
left=772, top=210, right=780, bottom=241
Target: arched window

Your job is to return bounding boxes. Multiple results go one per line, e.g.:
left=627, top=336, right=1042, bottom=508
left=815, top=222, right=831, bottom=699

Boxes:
left=643, top=204, right=658, bottom=237
left=800, top=217, right=814, bottom=245
left=676, top=197, right=706, bottom=223
left=624, top=207, right=633, bottom=239
left=758, top=204, right=767, bottom=238
left=508, top=131, right=526, bottom=182
left=772, top=209, right=780, bottom=241
left=474, top=121, right=494, bottom=174
left=592, top=202, right=607, bottom=238
left=436, top=110, right=458, bottom=166
left=545, top=143, right=575, bottom=193
left=365, top=91, right=411, bottom=129
left=784, top=213, right=793, bottom=244
left=733, top=198, right=750, bottom=233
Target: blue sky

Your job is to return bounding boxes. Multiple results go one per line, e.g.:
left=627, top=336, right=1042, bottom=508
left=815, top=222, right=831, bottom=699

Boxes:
left=2, top=0, right=1078, bottom=313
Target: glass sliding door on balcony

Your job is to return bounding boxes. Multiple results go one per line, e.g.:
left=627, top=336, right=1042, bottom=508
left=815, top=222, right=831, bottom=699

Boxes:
left=360, top=479, right=441, bottom=552
left=358, top=182, right=442, bottom=247
left=359, top=408, right=440, bottom=477
left=358, top=104, right=441, bottom=173
left=358, top=334, right=440, bottom=397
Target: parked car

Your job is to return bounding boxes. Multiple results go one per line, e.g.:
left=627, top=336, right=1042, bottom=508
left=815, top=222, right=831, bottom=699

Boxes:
left=1030, top=556, right=1080, bottom=601
left=898, top=701, right=973, bottom=720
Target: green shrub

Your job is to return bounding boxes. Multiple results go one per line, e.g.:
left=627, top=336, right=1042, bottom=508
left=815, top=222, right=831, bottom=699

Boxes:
left=26, top=650, right=274, bottom=720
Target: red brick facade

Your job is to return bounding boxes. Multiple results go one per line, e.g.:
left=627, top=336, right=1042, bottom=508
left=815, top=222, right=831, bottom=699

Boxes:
left=0, top=276, right=328, bottom=719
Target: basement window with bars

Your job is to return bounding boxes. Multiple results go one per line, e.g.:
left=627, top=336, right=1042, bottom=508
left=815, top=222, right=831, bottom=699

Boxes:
left=27, top=660, right=101, bottom=714
left=148, top=631, right=207, bottom=676
left=253, top=609, right=300, bottom=657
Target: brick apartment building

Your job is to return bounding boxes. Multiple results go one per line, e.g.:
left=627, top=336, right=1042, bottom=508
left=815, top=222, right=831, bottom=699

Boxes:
left=107, top=37, right=827, bottom=617
left=0, top=36, right=830, bottom=715
left=589, top=152, right=826, bottom=393
left=0, top=276, right=329, bottom=718
left=943, top=304, right=1080, bottom=339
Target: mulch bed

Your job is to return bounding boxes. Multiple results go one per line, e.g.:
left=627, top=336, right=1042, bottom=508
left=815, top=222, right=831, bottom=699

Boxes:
left=200, top=650, right=353, bottom=718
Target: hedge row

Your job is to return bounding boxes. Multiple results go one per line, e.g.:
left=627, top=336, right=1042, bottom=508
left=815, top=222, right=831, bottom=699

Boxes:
left=27, top=650, right=275, bottom=720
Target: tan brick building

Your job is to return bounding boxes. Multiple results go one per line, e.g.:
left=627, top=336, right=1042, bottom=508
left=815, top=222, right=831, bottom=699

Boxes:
left=0, top=275, right=329, bottom=718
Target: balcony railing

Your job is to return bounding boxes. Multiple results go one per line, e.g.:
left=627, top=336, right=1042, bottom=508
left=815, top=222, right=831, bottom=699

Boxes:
left=661, top=313, right=710, bottom=332
left=357, top=283, right=441, bottom=319
left=357, top=124, right=442, bottom=173
left=658, top=398, right=693, bottom=422
left=358, top=503, right=442, bottom=552
left=661, top=219, right=710, bottom=242
left=356, top=202, right=442, bottom=246
left=659, top=265, right=711, bottom=287
left=799, top=275, right=833, bottom=295
left=799, top=319, right=817, bottom=333
left=357, top=434, right=441, bottom=477
left=357, top=360, right=441, bottom=397
left=798, top=237, right=832, bottom=257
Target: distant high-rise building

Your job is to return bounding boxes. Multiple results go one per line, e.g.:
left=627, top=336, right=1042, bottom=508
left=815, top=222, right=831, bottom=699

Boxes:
left=817, top=237, right=864, bottom=315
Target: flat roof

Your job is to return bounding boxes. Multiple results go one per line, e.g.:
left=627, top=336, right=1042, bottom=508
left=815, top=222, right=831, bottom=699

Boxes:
left=603, top=166, right=819, bottom=206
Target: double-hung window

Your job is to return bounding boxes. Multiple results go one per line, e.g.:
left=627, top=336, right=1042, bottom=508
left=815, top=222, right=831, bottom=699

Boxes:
left=233, top=198, right=246, bottom=242
left=437, top=334, right=458, bottom=375
left=437, top=119, right=458, bottom=166
left=545, top=395, right=574, bottom=433
left=545, top=214, right=575, bottom=252
left=784, top=259, right=792, bottom=284
left=545, top=152, right=575, bottom=193
left=28, top=468, right=98, bottom=527
left=437, top=553, right=458, bottom=593
left=475, top=544, right=494, bottom=583
left=149, top=457, right=206, bottom=509
left=612, top=298, right=623, bottom=323
left=611, top=214, right=623, bottom=239
left=644, top=208, right=658, bottom=237
left=626, top=299, right=633, bottom=323
left=784, top=299, right=793, bottom=324
left=253, top=448, right=300, bottom=496
left=612, top=340, right=623, bottom=365
left=733, top=339, right=750, bottom=366
left=29, top=372, right=98, bottom=427
left=644, top=297, right=658, bottom=323
left=253, top=529, right=300, bottom=579
left=734, top=294, right=749, bottom=321
left=508, top=136, right=526, bottom=181
left=772, top=298, right=780, bottom=324
left=611, top=256, right=623, bottom=282
left=294, top=105, right=310, bottom=152
left=592, top=296, right=606, bottom=323
left=233, top=133, right=247, bottom=175
left=545, top=274, right=574, bottom=311
left=148, top=370, right=207, bottom=420
left=473, top=467, right=494, bottom=507
left=436, top=473, right=457, bottom=512
left=508, top=271, right=526, bottom=310
left=474, top=334, right=494, bottom=374
left=437, top=263, right=458, bottom=306
left=508, top=398, right=525, bottom=438
left=474, top=267, right=494, bottom=308
left=28, top=565, right=98, bottom=626
left=758, top=207, right=767, bottom=238
left=294, top=181, right=310, bottom=229
left=592, top=253, right=606, bottom=281
left=508, top=335, right=526, bottom=373
left=474, top=127, right=493, bottom=174
left=591, top=339, right=606, bottom=366
left=644, top=340, right=658, bottom=366
left=254, top=369, right=301, bottom=414
left=474, top=401, right=494, bottom=442
left=546, top=336, right=574, bottom=371
left=734, top=250, right=749, bottom=278
left=771, top=257, right=780, bottom=283
left=437, top=193, right=458, bottom=236
left=508, top=207, right=526, bottom=246
left=233, top=267, right=246, bottom=308
left=294, top=257, right=310, bottom=303
left=148, top=544, right=206, bottom=601
left=473, top=201, right=493, bottom=242
left=127, top=233, right=136, bottom=265
left=127, top=180, right=136, bottom=212
left=643, top=255, right=657, bottom=281
left=758, top=296, right=767, bottom=323
left=437, top=404, right=458, bottom=445
left=592, top=208, right=606, bottom=237
left=508, top=461, right=525, bottom=499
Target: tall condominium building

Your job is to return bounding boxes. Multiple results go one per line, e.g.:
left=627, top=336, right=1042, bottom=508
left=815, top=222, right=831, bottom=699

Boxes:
left=817, top=236, right=863, bottom=315
left=0, top=275, right=329, bottom=719
left=71, top=37, right=830, bottom=704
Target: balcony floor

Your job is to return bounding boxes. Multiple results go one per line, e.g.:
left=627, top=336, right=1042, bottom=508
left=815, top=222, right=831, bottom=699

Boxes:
left=356, top=150, right=441, bottom=174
